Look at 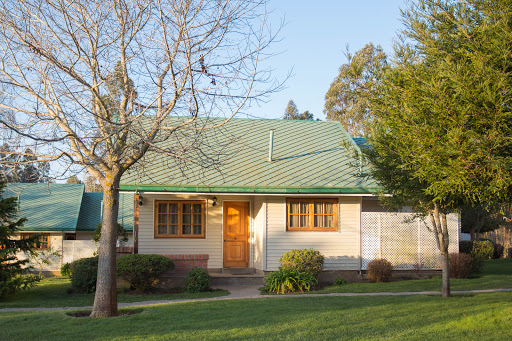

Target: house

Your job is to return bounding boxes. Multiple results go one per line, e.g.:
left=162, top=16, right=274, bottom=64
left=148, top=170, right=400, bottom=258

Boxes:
left=5, top=183, right=134, bottom=274
left=120, top=118, right=459, bottom=277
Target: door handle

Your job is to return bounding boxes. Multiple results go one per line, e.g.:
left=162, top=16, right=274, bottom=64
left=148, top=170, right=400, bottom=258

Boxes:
left=224, top=239, right=226, bottom=242
left=234, top=237, right=237, bottom=240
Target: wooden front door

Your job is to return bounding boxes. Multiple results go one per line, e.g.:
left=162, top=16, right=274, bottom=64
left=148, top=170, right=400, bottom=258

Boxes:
left=223, top=201, right=250, bottom=268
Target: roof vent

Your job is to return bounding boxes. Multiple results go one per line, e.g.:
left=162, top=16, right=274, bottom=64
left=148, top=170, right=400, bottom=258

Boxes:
left=268, top=130, right=274, bottom=162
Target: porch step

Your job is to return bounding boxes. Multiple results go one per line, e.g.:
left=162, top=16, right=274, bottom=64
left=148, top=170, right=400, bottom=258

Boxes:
left=221, top=267, right=256, bottom=275
left=210, top=273, right=264, bottom=287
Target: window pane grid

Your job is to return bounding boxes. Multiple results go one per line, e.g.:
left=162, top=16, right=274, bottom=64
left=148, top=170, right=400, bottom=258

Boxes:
left=155, top=201, right=205, bottom=238
left=287, top=199, right=337, bottom=231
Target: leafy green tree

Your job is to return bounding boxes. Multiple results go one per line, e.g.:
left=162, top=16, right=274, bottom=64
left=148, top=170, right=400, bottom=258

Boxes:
left=461, top=204, right=512, bottom=242
left=365, top=0, right=512, bottom=297
left=283, top=100, right=314, bottom=120
left=324, top=43, right=387, bottom=137
left=0, top=181, right=39, bottom=297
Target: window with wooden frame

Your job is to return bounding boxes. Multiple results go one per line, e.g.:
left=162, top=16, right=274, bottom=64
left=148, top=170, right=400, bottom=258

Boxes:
left=154, top=200, right=206, bottom=238
left=21, top=233, right=50, bottom=249
left=286, top=198, right=338, bottom=231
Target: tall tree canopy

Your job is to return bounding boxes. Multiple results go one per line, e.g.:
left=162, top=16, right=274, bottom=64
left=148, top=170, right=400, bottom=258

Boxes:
left=365, top=0, right=512, bottom=297
left=0, top=0, right=278, bottom=317
left=324, top=43, right=387, bottom=137
left=283, top=99, right=314, bottom=120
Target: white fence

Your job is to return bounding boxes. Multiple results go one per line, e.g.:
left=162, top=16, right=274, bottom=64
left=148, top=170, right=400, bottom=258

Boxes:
left=362, top=212, right=460, bottom=270
left=62, top=240, right=97, bottom=266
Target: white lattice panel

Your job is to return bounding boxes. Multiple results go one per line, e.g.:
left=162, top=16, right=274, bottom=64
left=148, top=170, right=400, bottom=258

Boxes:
left=362, top=212, right=460, bottom=270
left=362, top=213, right=379, bottom=269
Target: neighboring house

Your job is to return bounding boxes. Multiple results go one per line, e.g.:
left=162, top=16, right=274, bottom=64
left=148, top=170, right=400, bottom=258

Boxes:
left=5, top=183, right=134, bottom=273
left=120, top=118, right=459, bottom=274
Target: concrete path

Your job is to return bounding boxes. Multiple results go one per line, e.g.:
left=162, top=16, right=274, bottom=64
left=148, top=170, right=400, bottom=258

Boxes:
left=1, top=287, right=511, bottom=313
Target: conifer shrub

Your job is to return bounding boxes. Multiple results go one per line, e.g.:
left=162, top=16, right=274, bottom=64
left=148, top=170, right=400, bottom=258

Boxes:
left=279, top=249, right=324, bottom=277
left=264, top=269, right=317, bottom=294
left=116, top=254, right=174, bottom=292
left=449, top=253, right=473, bottom=279
left=366, top=258, right=393, bottom=283
left=69, top=257, right=98, bottom=293
left=185, top=267, right=211, bottom=293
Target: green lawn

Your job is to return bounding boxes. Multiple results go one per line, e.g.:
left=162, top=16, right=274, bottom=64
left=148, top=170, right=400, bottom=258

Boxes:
left=0, top=277, right=229, bottom=308
left=314, top=258, right=512, bottom=294
left=1, top=292, right=511, bottom=340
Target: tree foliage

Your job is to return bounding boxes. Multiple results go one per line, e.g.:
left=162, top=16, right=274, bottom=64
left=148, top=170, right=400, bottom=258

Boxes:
left=66, top=176, right=82, bottom=185
left=283, top=100, right=314, bottom=120
left=0, top=181, right=39, bottom=297
left=324, top=43, right=387, bottom=137
left=364, top=0, right=512, bottom=297
left=0, top=145, right=49, bottom=183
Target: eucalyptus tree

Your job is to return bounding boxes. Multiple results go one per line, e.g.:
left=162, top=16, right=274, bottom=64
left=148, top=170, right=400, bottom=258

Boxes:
left=365, top=0, right=512, bottom=297
left=0, top=0, right=279, bottom=316
left=324, top=43, right=387, bottom=137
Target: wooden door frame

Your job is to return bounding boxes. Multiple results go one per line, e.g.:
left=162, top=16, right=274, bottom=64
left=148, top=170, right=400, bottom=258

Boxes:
left=222, top=200, right=251, bottom=268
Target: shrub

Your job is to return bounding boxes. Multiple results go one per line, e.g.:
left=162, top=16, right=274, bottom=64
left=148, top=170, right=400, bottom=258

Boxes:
left=116, top=254, right=174, bottom=292
left=471, top=240, right=494, bottom=261
left=60, top=263, right=71, bottom=277
left=264, top=269, right=318, bottom=294
left=333, top=277, right=348, bottom=286
left=279, top=249, right=324, bottom=277
left=366, top=259, right=393, bottom=283
left=449, top=253, right=473, bottom=279
left=459, top=240, right=473, bottom=254
left=185, top=267, right=211, bottom=293
left=69, top=257, right=98, bottom=294
left=493, top=243, right=504, bottom=259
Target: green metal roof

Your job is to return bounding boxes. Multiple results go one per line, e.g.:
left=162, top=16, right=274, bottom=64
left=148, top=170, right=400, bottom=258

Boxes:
left=121, top=118, right=378, bottom=193
left=4, top=183, right=84, bottom=232
left=76, top=192, right=134, bottom=232
left=352, top=138, right=369, bottom=149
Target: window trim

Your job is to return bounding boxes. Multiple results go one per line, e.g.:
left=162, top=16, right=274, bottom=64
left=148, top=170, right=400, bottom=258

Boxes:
left=286, top=198, right=338, bottom=232
left=21, top=233, right=50, bottom=249
left=154, top=200, right=206, bottom=239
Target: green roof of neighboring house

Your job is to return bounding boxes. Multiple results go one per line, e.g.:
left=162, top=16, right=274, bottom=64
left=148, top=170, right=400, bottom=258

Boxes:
left=76, top=192, right=134, bottom=232
left=121, top=118, right=378, bottom=193
left=352, top=138, right=369, bottom=149
left=4, top=183, right=84, bottom=232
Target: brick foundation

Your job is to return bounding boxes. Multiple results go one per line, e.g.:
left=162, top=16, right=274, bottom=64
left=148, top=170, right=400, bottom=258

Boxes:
left=160, top=254, right=209, bottom=276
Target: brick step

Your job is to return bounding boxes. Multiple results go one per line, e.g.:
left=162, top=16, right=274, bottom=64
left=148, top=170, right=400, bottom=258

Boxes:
left=210, top=273, right=264, bottom=286
left=221, top=267, right=256, bottom=275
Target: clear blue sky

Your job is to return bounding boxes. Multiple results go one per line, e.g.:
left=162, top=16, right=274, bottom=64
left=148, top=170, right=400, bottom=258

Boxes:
left=245, top=0, right=405, bottom=120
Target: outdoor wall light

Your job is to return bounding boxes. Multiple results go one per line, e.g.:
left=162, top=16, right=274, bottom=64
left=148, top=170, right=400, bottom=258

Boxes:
left=138, top=194, right=144, bottom=206
left=212, top=196, right=217, bottom=206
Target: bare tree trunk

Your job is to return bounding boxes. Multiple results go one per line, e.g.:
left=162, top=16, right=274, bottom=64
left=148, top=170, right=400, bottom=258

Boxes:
left=440, top=249, right=450, bottom=297
left=430, top=204, right=451, bottom=297
left=90, top=175, right=120, bottom=317
left=470, top=226, right=476, bottom=243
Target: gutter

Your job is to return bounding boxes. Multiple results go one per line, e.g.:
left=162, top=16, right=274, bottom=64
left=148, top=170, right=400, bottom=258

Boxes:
left=119, top=185, right=380, bottom=195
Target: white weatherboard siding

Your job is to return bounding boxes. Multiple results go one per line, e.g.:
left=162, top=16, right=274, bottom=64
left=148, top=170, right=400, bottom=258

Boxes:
left=137, top=194, right=363, bottom=271
left=266, top=196, right=362, bottom=271
left=138, top=194, right=253, bottom=269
